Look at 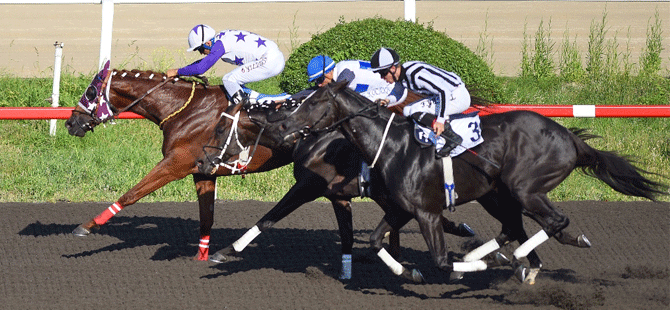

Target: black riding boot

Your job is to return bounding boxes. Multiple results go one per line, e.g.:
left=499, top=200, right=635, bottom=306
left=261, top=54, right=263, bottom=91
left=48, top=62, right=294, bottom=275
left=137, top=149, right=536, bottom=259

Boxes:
left=229, top=89, right=249, bottom=106
left=410, top=112, right=462, bottom=158
left=436, top=122, right=462, bottom=158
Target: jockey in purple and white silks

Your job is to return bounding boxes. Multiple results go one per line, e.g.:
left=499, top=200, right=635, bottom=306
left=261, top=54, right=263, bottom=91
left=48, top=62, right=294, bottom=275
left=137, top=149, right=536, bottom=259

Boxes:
left=167, top=24, right=288, bottom=105
left=292, top=55, right=407, bottom=105
left=370, top=47, right=470, bottom=157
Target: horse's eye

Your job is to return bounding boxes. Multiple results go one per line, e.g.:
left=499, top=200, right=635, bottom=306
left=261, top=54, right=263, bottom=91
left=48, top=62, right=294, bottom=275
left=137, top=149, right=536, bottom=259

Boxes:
left=216, top=126, right=226, bottom=135
left=85, top=86, right=97, bottom=101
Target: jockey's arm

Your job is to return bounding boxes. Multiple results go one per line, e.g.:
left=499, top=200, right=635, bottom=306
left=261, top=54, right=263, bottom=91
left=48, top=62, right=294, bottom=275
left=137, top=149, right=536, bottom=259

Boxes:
left=176, top=40, right=225, bottom=76
left=383, top=82, right=408, bottom=107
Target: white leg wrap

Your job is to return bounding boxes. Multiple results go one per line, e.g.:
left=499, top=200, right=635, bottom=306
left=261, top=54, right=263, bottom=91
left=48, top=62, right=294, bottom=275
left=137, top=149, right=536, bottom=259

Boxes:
left=377, top=248, right=404, bottom=276
left=232, top=225, right=261, bottom=252
left=514, top=230, right=549, bottom=259
left=453, top=260, right=488, bottom=272
left=463, top=239, right=500, bottom=262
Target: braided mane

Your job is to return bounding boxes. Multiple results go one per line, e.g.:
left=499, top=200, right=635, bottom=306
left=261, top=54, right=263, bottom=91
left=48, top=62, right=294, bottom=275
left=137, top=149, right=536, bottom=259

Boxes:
left=111, top=69, right=207, bottom=86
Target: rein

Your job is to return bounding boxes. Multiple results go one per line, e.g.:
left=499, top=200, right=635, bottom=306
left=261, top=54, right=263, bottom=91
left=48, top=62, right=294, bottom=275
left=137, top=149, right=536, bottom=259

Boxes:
left=115, top=77, right=172, bottom=115
left=159, top=81, right=196, bottom=128
left=293, top=89, right=393, bottom=168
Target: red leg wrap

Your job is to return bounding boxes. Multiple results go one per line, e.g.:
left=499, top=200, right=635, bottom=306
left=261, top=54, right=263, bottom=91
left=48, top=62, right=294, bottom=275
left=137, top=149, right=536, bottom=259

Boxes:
left=197, top=235, right=210, bottom=261
left=93, top=202, right=123, bottom=225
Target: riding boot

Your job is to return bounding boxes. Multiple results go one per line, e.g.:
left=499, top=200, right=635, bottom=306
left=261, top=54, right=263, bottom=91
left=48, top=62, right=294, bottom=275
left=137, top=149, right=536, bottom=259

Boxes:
left=229, top=89, right=249, bottom=106
left=436, top=121, right=462, bottom=158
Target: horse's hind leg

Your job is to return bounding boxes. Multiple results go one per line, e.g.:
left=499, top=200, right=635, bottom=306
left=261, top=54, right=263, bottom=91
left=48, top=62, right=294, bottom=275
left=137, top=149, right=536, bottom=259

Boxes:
left=511, top=193, right=571, bottom=283
left=193, top=174, right=217, bottom=261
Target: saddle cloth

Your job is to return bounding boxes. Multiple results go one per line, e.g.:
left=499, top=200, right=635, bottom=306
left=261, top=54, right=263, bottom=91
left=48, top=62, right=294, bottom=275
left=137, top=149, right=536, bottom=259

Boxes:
left=413, top=111, right=484, bottom=156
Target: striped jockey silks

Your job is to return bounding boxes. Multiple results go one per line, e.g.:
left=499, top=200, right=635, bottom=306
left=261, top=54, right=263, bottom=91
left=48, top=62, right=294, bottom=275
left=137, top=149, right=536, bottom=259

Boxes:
left=93, top=202, right=123, bottom=225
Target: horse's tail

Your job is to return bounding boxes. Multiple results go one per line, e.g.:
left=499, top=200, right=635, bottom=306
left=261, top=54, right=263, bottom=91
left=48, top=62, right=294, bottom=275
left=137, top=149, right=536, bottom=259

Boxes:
left=570, top=128, right=667, bottom=201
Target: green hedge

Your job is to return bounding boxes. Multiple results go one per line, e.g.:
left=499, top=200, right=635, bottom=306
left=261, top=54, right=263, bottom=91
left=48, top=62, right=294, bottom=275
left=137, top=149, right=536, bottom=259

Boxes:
left=280, top=17, right=505, bottom=103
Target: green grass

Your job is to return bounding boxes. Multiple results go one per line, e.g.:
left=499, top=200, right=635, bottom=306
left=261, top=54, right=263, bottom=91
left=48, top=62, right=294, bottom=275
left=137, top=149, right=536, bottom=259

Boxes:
left=0, top=10, right=668, bottom=203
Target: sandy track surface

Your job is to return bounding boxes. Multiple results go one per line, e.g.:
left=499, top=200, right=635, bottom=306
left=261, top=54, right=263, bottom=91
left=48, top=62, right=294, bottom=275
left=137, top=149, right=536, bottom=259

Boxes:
left=2, top=199, right=668, bottom=309
left=2, top=1, right=667, bottom=77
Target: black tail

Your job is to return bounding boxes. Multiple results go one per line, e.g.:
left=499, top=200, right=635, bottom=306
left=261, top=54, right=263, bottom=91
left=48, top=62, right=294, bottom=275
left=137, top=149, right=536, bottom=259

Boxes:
left=570, top=128, right=667, bottom=201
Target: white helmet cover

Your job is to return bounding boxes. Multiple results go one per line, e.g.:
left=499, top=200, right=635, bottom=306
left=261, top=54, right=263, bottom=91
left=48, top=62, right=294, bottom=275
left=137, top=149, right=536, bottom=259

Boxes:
left=187, top=24, right=216, bottom=52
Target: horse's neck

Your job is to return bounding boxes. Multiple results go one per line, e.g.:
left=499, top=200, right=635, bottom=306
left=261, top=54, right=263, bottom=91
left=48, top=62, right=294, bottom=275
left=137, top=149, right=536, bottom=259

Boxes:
left=109, top=71, right=221, bottom=124
left=343, top=103, right=405, bottom=165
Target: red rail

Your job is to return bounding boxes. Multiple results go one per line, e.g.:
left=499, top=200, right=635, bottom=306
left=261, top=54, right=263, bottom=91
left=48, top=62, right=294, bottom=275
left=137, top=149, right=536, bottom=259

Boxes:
left=467, top=104, right=670, bottom=118
left=0, top=107, right=142, bottom=120
left=1, top=105, right=669, bottom=120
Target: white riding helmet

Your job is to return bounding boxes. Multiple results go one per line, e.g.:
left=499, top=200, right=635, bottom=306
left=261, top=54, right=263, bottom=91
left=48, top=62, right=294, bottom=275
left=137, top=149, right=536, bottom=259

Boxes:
left=187, top=24, right=216, bottom=52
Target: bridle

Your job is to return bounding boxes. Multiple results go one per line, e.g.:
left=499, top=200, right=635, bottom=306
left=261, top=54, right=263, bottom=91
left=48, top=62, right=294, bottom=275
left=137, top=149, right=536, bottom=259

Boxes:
left=287, top=88, right=395, bottom=168
left=74, top=70, right=172, bottom=131
left=202, top=108, right=266, bottom=174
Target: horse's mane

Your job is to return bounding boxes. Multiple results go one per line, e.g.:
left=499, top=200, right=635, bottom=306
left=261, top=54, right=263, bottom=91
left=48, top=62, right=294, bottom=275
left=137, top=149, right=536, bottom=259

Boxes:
left=110, top=69, right=209, bottom=87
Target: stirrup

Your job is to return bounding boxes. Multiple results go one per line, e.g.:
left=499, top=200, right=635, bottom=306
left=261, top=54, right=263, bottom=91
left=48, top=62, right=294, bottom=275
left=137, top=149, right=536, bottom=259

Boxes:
left=436, top=123, right=462, bottom=158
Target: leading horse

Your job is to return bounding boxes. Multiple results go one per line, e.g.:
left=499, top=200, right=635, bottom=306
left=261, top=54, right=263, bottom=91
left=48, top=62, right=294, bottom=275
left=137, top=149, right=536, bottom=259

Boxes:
left=65, top=63, right=293, bottom=261
left=260, top=81, right=666, bottom=283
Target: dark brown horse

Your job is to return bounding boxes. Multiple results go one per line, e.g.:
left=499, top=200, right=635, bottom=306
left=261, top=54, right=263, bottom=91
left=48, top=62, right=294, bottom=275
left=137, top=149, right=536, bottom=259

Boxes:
left=65, top=63, right=291, bottom=261
left=197, top=91, right=477, bottom=282
left=234, top=81, right=667, bottom=284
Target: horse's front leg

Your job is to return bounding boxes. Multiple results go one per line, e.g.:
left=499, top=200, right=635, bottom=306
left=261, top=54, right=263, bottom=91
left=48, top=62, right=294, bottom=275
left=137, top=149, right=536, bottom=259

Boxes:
left=72, top=156, right=189, bottom=236
left=209, top=177, right=325, bottom=263
left=193, top=174, right=217, bottom=261
left=331, top=199, right=354, bottom=279
left=370, top=214, right=424, bottom=283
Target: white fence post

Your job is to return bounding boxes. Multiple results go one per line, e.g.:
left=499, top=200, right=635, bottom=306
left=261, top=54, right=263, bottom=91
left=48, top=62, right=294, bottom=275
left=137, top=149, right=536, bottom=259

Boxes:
left=99, top=0, right=114, bottom=69
left=404, top=0, right=415, bottom=22
left=49, top=41, right=64, bottom=136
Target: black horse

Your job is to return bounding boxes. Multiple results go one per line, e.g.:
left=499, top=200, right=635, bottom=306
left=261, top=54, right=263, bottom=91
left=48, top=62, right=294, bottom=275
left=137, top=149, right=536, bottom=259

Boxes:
left=256, top=81, right=666, bottom=283
left=198, top=92, right=474, bottom=282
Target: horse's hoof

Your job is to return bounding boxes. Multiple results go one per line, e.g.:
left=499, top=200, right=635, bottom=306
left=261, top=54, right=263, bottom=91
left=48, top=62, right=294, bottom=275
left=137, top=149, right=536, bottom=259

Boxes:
left=578, top=234, right=591, bottom=248
left=410, top=269, right=425, bottom=283
left=524, top=268, right=540, bottom=285
left=457, top=223, right=476, bottom=237
left=209, top=246, right=238, bottom=263
left=72, top=226, right=91, bottom=237
left=449, top=271, right=464, bottom=283
left=514, top=264, right=528, bottom=282
left=401, top=268, right=425, bottom=283
left=492, top=252, right=510, bottom=266
left=208, top=252, right=228, bottom=263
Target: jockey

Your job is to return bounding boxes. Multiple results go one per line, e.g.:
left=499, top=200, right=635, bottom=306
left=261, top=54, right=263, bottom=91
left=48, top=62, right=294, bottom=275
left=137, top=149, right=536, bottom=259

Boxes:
left=370, top=47, right=469, bottom=157
left=291, top=55, right=407, bottom=104
left=167, top=24, right=288, bottom=106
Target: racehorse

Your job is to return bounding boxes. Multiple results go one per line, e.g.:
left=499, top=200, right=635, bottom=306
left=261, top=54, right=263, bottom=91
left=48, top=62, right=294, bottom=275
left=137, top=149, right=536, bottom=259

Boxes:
left=64, top=63, right=471, bottom=277
left=197, top=92, right=481, bottom=283
left=257, top=81, right=667, bottom=283
left=65, top=62, right=293, bottom=261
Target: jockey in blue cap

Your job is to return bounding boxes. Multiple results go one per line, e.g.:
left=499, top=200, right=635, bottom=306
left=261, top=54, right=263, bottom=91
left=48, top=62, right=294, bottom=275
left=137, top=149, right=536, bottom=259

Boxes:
left=292, top=55, right=407, bottom=105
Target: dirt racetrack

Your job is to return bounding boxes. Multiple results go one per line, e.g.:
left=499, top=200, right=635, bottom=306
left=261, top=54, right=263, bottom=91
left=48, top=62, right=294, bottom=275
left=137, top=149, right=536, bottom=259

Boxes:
left=2, top=199, right=668, bottom=309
